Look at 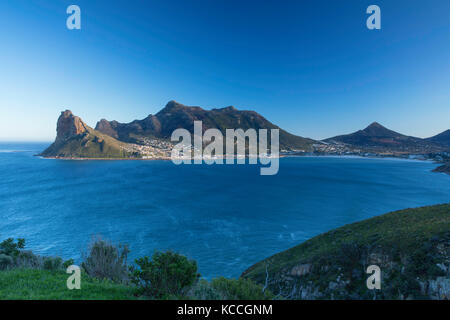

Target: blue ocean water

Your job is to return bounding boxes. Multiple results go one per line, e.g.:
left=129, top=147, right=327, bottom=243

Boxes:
left=0, top=142, right=449, bottom=279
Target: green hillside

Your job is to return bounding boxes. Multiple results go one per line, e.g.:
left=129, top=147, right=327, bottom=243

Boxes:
left=242, top=204, right=450, bottom=299
left=0, top=269, right=135, bottom=300
left=40, top=110, right=137, bottom=159
left=41, top=127, right=135, bottom=159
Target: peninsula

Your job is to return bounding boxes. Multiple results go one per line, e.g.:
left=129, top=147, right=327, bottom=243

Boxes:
left=40, top=101, right=450, bottom=174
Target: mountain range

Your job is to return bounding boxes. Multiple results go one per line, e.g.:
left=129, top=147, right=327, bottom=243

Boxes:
left=40, top=101, right=450, bottom=160
left=94, top=100, right=315, bottom=150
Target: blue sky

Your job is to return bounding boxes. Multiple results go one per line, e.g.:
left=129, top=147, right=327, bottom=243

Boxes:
left=0, top=0, right=449, bottom=141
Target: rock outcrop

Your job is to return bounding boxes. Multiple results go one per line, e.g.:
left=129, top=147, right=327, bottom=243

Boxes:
left=433, top=162, right=450, bottom=175
left=95, top=119, right=119, bottom=139
left=54, top=110, right=88, bottom=143
left=40, top=110, right=134, bottom=159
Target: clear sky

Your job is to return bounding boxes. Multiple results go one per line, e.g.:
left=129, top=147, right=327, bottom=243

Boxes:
left=0, top=0, right=449, bottom=141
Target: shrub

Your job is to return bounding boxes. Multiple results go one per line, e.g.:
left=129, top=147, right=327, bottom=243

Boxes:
left=0, top=237, right=27, bottom=270
left=82, top=237, right=129, bottom=283
left=43, top=257, right=63, bottom=271
left=0, top=238, right=25, bottom=257
left=188, top=279, right=227, bottom=300
left=63, top=258, right=75, bottom=269
left=0, top=254, right=14, bottom=270
left=15, top=250, right=41, bottom=269
left=130, top=251, right=200, bottom=299
left=210, top=277, right=274, bottom=300
left=188, top=278, right=274, bottom=300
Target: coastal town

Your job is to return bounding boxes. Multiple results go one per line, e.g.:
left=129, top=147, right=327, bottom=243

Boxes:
left=122, top=136, right=450, bottom=166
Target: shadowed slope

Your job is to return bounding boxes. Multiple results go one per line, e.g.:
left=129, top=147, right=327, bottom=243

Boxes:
left=95, top=101, right=316, bottom=150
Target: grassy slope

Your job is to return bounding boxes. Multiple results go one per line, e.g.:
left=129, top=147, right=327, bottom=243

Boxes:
left=242, top=204, right=450, bottom=281
left=0, top=269, right=136, bottom=300
left=41, top=127, right=136, bottom=159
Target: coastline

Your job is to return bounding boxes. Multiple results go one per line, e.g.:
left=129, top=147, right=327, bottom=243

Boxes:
left=36, top=153, right=450, bottom=175
left=37, top=153, right=438, bottom=163
left=36, top=154, right=284, bottom=161
left=37, top=155, right=171, bottom=161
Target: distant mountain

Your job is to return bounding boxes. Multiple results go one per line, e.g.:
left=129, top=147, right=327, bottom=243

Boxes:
left=95, top=100, right=316, bottom=150
left=324, top=122, right=424, bottom=147
left=426, top=130, right=450, bottom=146
left=40, top=110, right=134, bottom=158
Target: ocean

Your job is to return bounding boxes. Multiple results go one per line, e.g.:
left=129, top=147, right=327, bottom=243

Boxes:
left=1, top=142, right=449, bottom=278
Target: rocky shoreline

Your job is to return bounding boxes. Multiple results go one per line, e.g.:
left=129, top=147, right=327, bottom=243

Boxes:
left=433, top=163, right=450, bottom=175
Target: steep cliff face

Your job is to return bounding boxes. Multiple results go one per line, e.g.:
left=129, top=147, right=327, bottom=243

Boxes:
left=242, top=204, right=450, bottom=300
left=54, top=110, right=88, bottom=143
left=95, top=119, right=119, bottom=139
left=40, top=110, right=135, bottom=159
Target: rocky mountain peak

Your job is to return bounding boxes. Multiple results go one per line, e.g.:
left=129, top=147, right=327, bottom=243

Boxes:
left=95, top=119, right=118, bottom=139
left=367, top=122, right=383, bottom=128
left=55, top=110, right=88, bottom=143
left=163, top=100, right=183, bottom=111
left=361, top=121, right=400, bottom=137
left=220, top=106, right=238, bottom=112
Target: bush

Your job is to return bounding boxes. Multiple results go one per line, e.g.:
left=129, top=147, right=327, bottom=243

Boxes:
left=188, top=279, right=227, bottom=300
left=0, top=254, right=14, bottom=270
left=130, top=251, right=200, bottom=299
left=0, top=238, right=25, bottom=257
left=15, top=250, right=41, bottom=269
left=82, top=237, right=129, bottom=283
left=188, top=278, right=274, bottom=300
left=63, top=258, right=75, bottom=269
left=43, top=257, right=63, bottom=271
left=210, top=277, right=274, bottom=300
left=0, top=237, right=27, bottom=270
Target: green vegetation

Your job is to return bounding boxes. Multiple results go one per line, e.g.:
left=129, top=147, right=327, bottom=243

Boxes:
left=188, top=277, right=274, bottom=300
left=41, top=127, right=136, bottom=159
left=0, top=269, right=135, bottom=300
left=242, top=204, right=450, bottom=299
left=0, top=237, right=270, bottom=300
left=211, top=277, right=274, bottom=300
left=82, top=238, right=129, bottom=283
left=130, top=250, right=200, bottom=299
left=0, top=237, right=25, bottom=269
